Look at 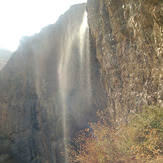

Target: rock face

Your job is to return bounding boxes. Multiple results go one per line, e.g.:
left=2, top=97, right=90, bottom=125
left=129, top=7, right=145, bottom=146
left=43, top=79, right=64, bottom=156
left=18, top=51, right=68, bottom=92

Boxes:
left=0, top=3, right=107, bottom=163
left=87, top=0, right=163, bottom=125
left=0, top=0, right=162, bottom=163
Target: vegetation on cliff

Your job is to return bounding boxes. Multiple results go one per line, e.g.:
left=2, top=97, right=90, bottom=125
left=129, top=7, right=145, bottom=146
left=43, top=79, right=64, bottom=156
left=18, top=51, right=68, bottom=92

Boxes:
left=68, top=106, right=163, bottom=162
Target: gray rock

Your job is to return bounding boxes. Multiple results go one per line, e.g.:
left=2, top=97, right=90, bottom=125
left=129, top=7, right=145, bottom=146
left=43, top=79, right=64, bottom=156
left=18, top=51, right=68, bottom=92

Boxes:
left=0, top=3, right=106, bottom=163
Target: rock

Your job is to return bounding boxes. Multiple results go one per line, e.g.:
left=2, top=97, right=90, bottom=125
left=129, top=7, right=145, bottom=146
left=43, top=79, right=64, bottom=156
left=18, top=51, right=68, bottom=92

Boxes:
left=87, top=0, right=163, bottom=125
left=0, top=3, right=107, bottom=163
left=0, top=136, right=18, bottom=163
left=0, top=154, right=10, bottom=162
left=0, top=0, right=162, bottom=162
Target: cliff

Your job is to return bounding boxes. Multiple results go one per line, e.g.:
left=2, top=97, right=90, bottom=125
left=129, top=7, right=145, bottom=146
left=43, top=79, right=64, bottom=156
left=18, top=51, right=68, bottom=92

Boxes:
left=0, top=0, right=162, bottom=163
left=87, top=0, right=163, bottom=125
left=0, top=3, right=107, bottom=163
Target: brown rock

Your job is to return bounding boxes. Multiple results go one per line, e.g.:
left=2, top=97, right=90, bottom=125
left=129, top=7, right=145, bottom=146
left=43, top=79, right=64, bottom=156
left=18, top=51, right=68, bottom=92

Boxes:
left=87, top=0, right=163, bottom=125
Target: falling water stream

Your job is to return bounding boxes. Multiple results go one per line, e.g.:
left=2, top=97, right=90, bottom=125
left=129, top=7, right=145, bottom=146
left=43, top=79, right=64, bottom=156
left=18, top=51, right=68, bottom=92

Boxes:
left=58, top=9, right=91, bottom=162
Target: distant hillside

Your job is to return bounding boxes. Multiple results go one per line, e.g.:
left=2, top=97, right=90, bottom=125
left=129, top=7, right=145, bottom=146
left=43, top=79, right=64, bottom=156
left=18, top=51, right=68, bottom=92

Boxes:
left=0, top=49, right=12, bottom=70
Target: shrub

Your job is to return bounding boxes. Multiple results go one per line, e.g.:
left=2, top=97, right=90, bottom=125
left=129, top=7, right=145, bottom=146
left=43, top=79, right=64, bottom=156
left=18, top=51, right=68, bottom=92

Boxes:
left=67, top=106, right=163, bottom=163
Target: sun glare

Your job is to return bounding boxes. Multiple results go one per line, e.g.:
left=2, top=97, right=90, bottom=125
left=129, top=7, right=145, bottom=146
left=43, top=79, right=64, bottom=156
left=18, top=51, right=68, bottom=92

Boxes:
left=0, top=0, right=87, bottom=51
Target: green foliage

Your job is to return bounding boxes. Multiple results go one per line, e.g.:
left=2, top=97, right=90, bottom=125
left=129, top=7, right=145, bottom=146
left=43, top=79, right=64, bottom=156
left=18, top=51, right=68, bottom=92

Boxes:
left=143, top=0, right=160, bottom=5
left=126, top=106, right=163, bottom=161
left=67, top=106, right=163, bottom=162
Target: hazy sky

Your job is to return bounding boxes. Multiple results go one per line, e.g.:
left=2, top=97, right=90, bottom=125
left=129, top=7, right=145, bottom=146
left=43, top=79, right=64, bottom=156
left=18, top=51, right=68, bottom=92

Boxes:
left=0, top=0, right=87, bottom=51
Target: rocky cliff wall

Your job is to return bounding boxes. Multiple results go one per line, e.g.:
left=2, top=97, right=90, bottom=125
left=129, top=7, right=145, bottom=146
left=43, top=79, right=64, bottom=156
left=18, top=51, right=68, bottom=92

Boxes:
left=0, top=0, right=162, bottom=162
left=0, top=3, right=107, bottom=163
left=87, top=0, right=163, bottom=125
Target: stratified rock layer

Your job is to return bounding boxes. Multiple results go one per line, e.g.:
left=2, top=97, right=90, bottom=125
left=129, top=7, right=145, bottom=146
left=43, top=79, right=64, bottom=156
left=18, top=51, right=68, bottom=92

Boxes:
left=87, top=0, right=163, bottom=125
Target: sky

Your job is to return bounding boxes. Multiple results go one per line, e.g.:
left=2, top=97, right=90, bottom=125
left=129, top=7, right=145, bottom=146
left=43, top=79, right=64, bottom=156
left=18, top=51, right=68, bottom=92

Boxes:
left=0, top=0, right=87, bottom=51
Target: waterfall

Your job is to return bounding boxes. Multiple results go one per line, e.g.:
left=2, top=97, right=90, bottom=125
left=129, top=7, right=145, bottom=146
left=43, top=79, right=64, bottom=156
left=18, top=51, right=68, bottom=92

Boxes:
left=0, top=3, right=108, bottom=163
left=79, top=12, right=91, bottom=105
left=58, top=8, right=91, bottom=162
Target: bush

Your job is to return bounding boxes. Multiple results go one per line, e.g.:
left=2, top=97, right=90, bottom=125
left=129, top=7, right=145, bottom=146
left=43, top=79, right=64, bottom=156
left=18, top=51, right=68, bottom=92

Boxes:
left=67, top=106, right=163, bottom=163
